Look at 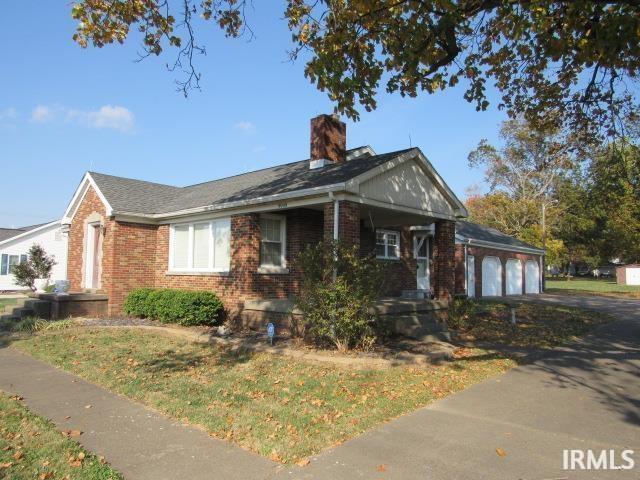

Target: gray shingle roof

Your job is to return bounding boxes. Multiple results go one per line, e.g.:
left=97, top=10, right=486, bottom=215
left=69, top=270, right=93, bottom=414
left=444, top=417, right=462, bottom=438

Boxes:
left=90, top=148, right=413, bottom=215
left=0, top=222, right=53, bottom=243
left=456, top=220, right=544, bottom=252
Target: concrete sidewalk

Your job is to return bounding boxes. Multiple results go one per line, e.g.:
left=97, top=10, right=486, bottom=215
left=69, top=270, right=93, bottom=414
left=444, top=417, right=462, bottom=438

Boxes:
left=287, top=295, right=640, bottom=479
left=0, top=347, right=277, bottom=480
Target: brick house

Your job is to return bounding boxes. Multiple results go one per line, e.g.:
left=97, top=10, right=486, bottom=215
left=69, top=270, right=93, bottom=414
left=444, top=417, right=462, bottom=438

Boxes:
left=61, top=114, right=543, bottom=320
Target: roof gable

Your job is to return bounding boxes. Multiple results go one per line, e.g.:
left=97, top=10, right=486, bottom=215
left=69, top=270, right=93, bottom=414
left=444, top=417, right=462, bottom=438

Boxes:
left=357, top=157, right=458, bottom=218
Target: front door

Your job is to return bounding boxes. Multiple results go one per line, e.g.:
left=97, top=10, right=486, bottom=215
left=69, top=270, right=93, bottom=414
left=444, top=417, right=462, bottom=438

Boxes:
left=414, top=234, right=429, bottom=291
left=85, top=223, right=102, bottom=289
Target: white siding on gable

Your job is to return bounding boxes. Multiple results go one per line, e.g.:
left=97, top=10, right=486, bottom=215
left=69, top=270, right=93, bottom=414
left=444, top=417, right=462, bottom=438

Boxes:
left=358, top=159, right=456, bottom=217
left=0, top=224, right=68, bottom=291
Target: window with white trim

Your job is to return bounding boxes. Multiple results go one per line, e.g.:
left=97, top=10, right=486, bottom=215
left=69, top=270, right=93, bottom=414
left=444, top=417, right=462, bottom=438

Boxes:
left=375, top=229, right=400, bottom=259
left=1, top=254, right=27, bottom=276
left=260, top=215, right=286, bottom=268
left=169, top=218, right=231, bottom=272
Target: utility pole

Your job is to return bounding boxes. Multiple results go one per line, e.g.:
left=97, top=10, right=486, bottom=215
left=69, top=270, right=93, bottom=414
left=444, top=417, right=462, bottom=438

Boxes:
left=541, top=202, right=546, bottom=291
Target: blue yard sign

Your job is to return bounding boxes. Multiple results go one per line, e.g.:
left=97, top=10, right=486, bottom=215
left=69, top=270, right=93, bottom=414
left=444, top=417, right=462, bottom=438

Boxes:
left=267, top=323, right=275, bottom=345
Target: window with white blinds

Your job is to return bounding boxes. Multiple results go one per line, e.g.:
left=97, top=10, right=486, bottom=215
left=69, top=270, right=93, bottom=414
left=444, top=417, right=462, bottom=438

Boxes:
left=169, top=218, right=231, bottom=272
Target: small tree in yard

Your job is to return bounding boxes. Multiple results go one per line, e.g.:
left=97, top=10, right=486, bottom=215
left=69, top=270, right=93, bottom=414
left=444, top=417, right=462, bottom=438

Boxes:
left=13, top=244, right=56, bottom=291
left=294, top=241, right=386, bottom=351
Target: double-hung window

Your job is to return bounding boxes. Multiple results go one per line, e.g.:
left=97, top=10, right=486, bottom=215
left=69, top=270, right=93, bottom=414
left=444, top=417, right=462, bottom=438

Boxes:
left=375, top=229, right=400, bottom=259
left=1, top=254, right=27, bottom=275
left=260, top=215, right=286, bottom=268
left=169, top=218, right=230, bottom=272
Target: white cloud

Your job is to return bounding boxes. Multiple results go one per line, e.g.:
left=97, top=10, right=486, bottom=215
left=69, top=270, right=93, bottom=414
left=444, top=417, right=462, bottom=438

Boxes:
left=67, top=105, right=135, bottom=132
left=234, top=121, right=255, bottom=132
left=31, top=105, right=54, bottom=123
left=0, top=107, right=17, bottom=121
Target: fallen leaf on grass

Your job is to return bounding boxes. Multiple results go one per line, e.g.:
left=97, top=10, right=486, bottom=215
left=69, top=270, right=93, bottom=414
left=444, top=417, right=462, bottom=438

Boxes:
left=295, top=458, right=310, bottom=467
left=12, top=451, right=23, bottom=461
left=496, top=448, right=507, bottom=458
left=39, top=472, right=54, bottom=479
left=62, top=430, right=82, bottom=437
left=377, top=464, right=387, bottom=472
left=9, top=395, right=23, bottom=401
left=0, top=462, right=13, bottom=469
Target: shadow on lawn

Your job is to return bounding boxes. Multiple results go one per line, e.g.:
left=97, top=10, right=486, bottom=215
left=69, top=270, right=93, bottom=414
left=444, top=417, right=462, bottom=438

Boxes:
left=140, top=345, right=255, bottom=374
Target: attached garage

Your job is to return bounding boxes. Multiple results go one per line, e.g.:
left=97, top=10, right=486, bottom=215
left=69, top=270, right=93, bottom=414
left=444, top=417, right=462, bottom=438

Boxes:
left=506, top=259, right=523, bottom=295
left=482, top=256, right=502, bottom=297
left=455, top=221, right=545, bottom=298
left=525, top=260, right=541, bottom=294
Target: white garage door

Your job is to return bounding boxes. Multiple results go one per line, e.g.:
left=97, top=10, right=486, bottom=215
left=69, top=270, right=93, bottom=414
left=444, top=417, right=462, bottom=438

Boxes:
left=482, top=256, right=502, bottom=297
left=506, top=259, right=523, bottom=295
left=525, top=260, right=540, bottom=294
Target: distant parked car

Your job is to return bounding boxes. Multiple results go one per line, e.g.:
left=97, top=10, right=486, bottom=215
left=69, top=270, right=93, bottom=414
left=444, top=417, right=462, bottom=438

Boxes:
left=593, top=266, right=616, bottom=278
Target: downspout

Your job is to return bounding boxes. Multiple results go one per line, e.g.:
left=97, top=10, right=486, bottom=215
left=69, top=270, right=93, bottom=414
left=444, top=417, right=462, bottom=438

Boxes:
left=329, top=192, right=339, bottom=281
left=464, top=243, right=468, bottom=297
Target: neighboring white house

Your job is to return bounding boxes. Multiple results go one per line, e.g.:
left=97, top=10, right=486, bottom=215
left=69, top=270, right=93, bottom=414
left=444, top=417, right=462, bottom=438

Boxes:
left=0, top=221, right=68, bottom=291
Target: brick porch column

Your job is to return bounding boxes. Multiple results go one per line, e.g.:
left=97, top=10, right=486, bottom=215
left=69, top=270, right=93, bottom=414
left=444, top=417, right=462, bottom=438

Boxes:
left=433, top=220, right=456, bottom=301
left=323, top=200, right=360, bottom=248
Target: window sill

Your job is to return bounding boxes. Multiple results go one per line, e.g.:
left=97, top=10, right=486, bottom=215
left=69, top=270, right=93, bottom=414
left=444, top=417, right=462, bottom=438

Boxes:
left=165, top=270, right=230, bottom=276
left=376, top=257, right=401, bottom=261
left=257, top=266, right=290, bottom=275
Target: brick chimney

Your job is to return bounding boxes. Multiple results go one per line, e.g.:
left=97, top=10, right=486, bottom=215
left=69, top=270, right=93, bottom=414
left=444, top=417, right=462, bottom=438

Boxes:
left=310, top=114, right=346, bottom=169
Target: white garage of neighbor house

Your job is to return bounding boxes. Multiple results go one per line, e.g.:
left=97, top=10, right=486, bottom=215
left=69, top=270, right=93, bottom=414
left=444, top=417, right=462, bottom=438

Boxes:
left=616, top=264, right=640, bottom=286
left=0, top=221, right=68, bottom=291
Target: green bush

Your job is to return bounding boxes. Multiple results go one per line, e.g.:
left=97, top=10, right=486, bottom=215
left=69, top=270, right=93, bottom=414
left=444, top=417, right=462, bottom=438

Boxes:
left=123, top=288, right=224, bottom=326
left=447, top=297, right=479, bottom=331
left=294, top=241, right=387, bottom=351
left=122, top=288, right=155, bottom=317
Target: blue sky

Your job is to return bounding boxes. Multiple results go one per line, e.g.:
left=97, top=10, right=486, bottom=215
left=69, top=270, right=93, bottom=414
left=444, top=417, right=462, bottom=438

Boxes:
left=0, top=1, right=509, bottom=227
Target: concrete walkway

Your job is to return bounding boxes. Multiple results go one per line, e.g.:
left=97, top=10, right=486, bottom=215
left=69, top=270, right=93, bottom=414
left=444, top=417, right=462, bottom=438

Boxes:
left=0, top=347, right=278, bottom=480
left=287, top=294, right=640, bottom=479
left=0, top=294, right=638, bottom=479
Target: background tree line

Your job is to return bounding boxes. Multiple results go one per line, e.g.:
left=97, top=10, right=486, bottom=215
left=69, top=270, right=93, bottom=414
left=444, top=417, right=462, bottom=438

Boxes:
left=465, top=118, right=640, bottom=272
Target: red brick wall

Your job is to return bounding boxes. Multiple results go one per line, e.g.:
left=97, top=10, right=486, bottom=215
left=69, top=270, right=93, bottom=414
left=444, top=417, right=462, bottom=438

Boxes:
left=454, top=244, right=542, bottom=297
left=323, top=200, right=360, bottom=247
left=433, top=220, right=456, bottom=301
left=360, top=224, right=417, bottom=295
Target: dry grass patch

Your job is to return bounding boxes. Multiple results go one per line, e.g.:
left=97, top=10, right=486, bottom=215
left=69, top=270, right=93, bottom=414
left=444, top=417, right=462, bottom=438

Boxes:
left=13, top=328, right=513, bottom=464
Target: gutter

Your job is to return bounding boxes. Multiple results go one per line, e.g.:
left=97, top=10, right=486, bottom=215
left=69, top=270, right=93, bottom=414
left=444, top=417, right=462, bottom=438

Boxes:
left=111, top=182, right=349, bottom=221
left=456, top=236, right=545, bottom=256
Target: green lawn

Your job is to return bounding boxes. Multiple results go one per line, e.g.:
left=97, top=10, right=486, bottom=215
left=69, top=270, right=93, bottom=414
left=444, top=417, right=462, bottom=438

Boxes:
left=0, top=392, right=122, bottom=479
left=545, top=277, right=640, bottom=299
left=457, top=302, right=612, bottom=348
left=12, top=328, right=514, bottom=464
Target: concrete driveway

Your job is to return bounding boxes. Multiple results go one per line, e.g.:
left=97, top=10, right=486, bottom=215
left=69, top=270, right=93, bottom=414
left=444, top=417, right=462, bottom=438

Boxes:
left=287, top=294, right=640, bottom=479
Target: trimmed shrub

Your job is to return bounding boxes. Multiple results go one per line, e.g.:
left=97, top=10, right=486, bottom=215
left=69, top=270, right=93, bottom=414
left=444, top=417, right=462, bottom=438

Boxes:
left=123, top=288, right=224, bottom=326
left=122, top=288, right=155, bottom=317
